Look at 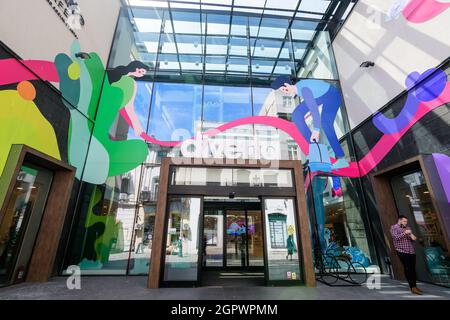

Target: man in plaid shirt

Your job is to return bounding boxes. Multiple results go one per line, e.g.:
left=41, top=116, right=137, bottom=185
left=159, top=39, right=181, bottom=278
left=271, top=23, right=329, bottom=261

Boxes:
left=390, top=215, right=422, bottom=295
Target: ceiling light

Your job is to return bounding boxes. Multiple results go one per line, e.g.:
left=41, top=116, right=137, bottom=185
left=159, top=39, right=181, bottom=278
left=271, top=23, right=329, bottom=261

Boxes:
left=255, top=64, right=259, bottom=69
left=194, top=41, right=199, bottom=48
left=164, top=60, right=168, bottom=65
left=260, top=44, right=265, bottom=51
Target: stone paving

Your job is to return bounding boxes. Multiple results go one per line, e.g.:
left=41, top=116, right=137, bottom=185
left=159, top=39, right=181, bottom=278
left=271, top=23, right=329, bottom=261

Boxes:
left=0, top=275, right=449, bottom=300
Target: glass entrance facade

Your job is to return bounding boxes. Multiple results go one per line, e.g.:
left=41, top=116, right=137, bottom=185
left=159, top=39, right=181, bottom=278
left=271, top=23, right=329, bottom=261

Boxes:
left=60, top=0, right=377, bottom=284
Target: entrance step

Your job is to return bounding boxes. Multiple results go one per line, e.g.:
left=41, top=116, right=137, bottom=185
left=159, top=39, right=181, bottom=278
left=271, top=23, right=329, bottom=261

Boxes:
left=201, top=270, right=265, bottom=287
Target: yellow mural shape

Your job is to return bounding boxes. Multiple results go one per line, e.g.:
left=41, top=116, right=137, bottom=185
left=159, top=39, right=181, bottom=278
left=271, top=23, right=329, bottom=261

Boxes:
left=0, top=89, right=61, bottom=175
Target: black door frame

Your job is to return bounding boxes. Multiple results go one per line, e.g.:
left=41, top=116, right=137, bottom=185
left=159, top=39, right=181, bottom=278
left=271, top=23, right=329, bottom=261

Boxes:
left=201, top=200, right=265, bottom=271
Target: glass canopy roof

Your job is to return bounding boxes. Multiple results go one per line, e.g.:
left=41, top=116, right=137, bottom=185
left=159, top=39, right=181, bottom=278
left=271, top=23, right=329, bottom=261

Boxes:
left=121, top=0, right=357, bottom=80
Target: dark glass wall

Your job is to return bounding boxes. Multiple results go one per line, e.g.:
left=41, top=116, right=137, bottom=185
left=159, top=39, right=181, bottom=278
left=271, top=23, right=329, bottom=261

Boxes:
left=350, top=59, right=450, bottom=283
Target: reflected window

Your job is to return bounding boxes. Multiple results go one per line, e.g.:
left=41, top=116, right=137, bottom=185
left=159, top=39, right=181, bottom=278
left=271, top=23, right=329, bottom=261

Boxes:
left=148, top=83, right=202, bottom=141
left=171, top=167, right=293, bottom=188
left=164, top=197, right=201, bottom=282
left=264, top=198, right=301, bottom=281
left=202, top=85, right=252, bottom=124
left=297, top=32, right=338, bottom=80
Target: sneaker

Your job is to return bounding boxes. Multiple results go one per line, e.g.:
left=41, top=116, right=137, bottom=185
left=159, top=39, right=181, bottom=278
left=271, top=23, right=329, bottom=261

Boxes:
left=411, top=287, right=423, bottom=295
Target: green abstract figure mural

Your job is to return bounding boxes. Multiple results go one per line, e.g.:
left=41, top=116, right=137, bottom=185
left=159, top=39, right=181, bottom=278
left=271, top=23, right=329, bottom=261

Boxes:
left=55, top=41, right=149, bottom=184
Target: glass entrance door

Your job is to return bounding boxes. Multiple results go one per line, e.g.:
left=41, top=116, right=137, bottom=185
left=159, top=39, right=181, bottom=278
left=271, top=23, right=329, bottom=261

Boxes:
left=226, top=210, right=247, bottom=267
left=202, top=203, right=264, bottom=269
left=0, top=164, right=53, bottom=285
left=203, top=208, right=224, bottom=267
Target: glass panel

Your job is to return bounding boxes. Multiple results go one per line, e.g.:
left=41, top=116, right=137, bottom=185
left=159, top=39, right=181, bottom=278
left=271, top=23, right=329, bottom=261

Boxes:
left=172, top=167, right=233, bottom=186
left=203, top=85, right=252, bottom=123
left=0, top=165, right=53, bottom=284
left=230, top=15, right=248, bottom=36
left=247, top=210, right=264, bottom=266
left=206, top=14, right=230, bottom=36
left=232, top=168, right=293, bottom=187
left=306, top=175, right=379, bottom=274
left=148, top=82, right=202, bottom=141
left=164, top=197, right=201, bottom=281
left=171, top=167, right=293, bottom=187
left=127, top=164, right=160, bottom=275
left=264, top=198, right=301, bottom=281
left=290, top=20, right=317, bottom=41
left=297, top=32, right=338, bottom=80
left=226, top=210, right=247, bottom=267
left=391, top=171, right=450, bottom=287
left=128, top=204, right=155, bottom=275
left=203, top=209, right=224, bottom=267
left=257, top=17, right=289, bottom=39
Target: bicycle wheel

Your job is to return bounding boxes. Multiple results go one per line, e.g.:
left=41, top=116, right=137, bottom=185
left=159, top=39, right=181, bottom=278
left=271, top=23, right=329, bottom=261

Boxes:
left=320, top=255, right=340, bottom=285
left=347, top=262, right=368, bottom=285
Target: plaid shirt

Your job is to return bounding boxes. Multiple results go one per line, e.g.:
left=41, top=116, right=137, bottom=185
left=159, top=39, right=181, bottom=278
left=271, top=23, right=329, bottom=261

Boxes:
left=390, top=223, right=415, bottom=254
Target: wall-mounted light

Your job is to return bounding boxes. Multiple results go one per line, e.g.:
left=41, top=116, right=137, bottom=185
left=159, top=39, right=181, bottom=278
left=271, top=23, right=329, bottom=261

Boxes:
left=360, top=61, right=375, bottom=68
left=75, top=52, right=91, bottom=59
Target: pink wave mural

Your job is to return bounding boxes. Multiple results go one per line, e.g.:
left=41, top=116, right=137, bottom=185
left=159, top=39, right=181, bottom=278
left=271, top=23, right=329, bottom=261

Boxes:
left=121, top=82, right=450, bottom=179
left=402, top=0, right=450, bottom=23
left=2, top=59, right=450, bottom=179
left=0, top=59, right=59, bottom=85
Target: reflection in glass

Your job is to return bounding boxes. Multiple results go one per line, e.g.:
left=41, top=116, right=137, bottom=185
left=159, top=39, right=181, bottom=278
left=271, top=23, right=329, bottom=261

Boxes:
left=226, top=210, right=247, bottom=267
left=164, top=197, right=201, bottom=281
left=307, top=175, right=379, bottom=273
left=203, top=209, right=224, bottom=267
left=297, top=32, right=338, bottom=80
left=247, top=210, right=264, bottom=266
left=391, top=171, right=450, bottom=287
left=0, top=165, right=53, bottom=284
left=171, top=167, right=293, bottom=188
left=264, top=199, right=301, bottom=281
left=148, top=82, right=202, bottom=141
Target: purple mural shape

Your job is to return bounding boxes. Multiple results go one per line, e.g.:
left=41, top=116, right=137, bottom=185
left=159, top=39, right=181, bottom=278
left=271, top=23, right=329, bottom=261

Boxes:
left=432, top=153, right=450, bottom=205
left=372, top=68, right=447, bottom=134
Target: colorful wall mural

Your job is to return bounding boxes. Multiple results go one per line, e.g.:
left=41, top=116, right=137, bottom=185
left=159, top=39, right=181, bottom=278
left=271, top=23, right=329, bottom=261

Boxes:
left=1, top=37, right=449, bottom=274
